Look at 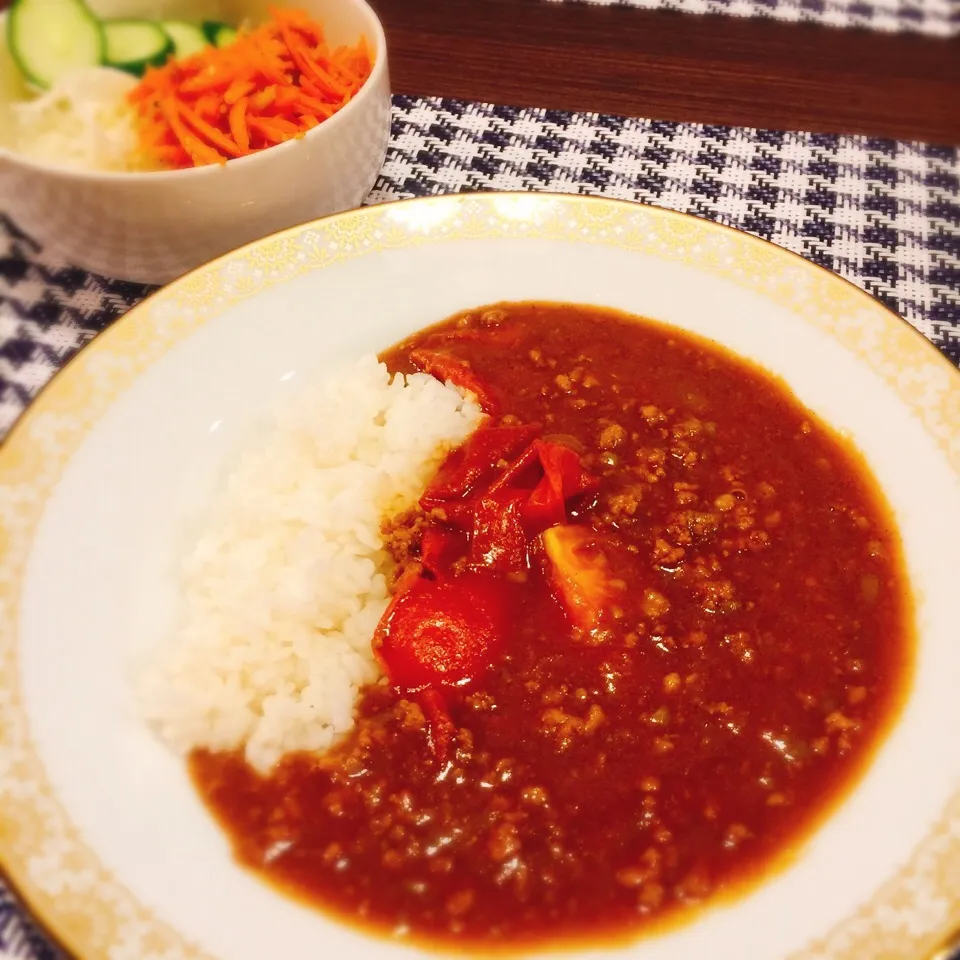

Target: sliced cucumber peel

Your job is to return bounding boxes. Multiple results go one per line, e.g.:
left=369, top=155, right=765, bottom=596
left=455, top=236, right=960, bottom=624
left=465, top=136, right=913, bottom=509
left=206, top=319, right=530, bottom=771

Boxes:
left=203, top=20, right=239, bottom=48
left=103, top=19, right=173, bottom=76
left=161, top=20, right=208, bottom=59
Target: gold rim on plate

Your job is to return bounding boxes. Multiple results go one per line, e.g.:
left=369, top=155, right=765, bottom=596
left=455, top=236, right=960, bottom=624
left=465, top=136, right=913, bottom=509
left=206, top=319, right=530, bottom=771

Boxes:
left=0, top=193, right=958, bottom=960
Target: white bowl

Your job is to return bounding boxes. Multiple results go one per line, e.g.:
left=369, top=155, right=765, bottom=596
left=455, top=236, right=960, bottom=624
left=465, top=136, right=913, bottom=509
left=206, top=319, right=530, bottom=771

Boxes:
left=0, top=0, right=391, bottom=284
left=0, top=194, right=958, bottom=960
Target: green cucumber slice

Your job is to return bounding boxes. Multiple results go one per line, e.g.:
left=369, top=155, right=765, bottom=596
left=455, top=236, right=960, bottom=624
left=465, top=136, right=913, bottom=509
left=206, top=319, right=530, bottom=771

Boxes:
left=103, top=19, right=172, bottom=76
left=214, top=25, right=238, bottom=47
left=5, top=0, right=105, bottom=90
left=161, top=20, right=208, bottom=59
left=202, top=21, right=238, bottom=48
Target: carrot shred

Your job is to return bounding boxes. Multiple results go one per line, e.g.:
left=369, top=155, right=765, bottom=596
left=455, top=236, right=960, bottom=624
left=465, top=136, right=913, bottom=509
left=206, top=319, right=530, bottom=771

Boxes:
left=127, top=8, right=374, bottom=170
left=159, top=98, right=225, bottom=166
left=248, top=115, right=301, bottom=144
left=223, top=78, right=255, bottom=104
left=152, top=144, right=191, bottom=166
left=252, top=86, right=275, bottom=112
left=272, top=6, right=325, bottom=44
left=275, top=86, right=334, bottom=115
left=228, top=97, right=251, bottom=151
left=250, top=33, right=291, bottom=85
left=194, top=93, right=223, bottom=120
left=178, top=101, right=245, bottom=158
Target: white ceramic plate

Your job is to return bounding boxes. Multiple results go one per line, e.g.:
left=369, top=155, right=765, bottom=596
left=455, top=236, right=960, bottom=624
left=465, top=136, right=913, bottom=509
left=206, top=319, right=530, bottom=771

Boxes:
left=1, top=194, right=958, bottom=960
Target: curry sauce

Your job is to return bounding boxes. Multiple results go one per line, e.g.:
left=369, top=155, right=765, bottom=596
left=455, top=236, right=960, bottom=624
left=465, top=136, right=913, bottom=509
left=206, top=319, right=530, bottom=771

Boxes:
left=191, top=302, right=912, bottom=948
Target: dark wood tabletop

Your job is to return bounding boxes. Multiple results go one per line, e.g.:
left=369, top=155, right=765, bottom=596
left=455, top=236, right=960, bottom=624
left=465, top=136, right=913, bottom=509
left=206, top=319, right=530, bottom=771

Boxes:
left=1, top=0, right=956, bottom=143
left=372, top=0, right=960, bottom=145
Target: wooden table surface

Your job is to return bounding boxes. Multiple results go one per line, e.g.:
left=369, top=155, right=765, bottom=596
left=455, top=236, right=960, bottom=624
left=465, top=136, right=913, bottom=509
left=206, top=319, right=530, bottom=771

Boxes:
left=374, top=0, right=960, bottom=144
left=1, top=0, right=956, bottom=143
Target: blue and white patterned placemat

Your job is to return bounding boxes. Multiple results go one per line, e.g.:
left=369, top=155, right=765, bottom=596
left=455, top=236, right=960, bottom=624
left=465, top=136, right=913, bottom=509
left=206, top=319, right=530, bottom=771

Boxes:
left=0, top=94, right=958, bottom=959
left=557, top=0, right=959, bottom=35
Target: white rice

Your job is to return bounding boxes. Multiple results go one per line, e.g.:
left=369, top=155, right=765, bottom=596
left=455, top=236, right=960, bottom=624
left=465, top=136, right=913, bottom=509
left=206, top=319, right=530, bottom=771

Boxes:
left=140, top=355, right=482, bottom=772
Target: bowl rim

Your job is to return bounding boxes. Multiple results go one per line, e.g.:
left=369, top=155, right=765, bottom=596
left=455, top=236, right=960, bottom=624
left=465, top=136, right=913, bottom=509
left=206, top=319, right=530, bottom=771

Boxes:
left=0, top=192, right=957, bottom=960
left=0, top=0, right=389, bottom=182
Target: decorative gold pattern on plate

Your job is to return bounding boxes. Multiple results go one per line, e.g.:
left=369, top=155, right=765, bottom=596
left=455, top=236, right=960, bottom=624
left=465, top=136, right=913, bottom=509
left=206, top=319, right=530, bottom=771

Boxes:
left=0, top=194, right=957, bottom=960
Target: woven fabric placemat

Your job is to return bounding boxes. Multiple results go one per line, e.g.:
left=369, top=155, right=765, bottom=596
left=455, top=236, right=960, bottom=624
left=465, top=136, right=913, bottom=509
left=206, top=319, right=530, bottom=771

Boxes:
left=0, top=93, right=958, bottom=959
left=550, top=0, right=959, bottom=35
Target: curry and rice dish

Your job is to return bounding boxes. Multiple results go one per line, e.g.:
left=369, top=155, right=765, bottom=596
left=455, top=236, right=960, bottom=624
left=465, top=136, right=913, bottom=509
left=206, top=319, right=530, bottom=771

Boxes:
left=143, top=302, right=912, bottom=949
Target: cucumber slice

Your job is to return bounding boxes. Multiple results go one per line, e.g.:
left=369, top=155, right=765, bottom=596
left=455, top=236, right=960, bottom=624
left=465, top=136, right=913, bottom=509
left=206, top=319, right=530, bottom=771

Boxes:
left=6, top=0, right=105, bottom=90
left=202, top=21, right=238, bottom=48
left=161, top=20, right=208, bottom=59
left=103, top=19, right=172, bottom=76
left=214, top=25, right=238, bottom=48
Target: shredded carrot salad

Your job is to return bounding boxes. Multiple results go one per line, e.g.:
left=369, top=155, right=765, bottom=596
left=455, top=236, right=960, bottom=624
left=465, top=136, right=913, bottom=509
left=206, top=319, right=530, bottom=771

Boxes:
left=127, top=7, right=373, bottom=169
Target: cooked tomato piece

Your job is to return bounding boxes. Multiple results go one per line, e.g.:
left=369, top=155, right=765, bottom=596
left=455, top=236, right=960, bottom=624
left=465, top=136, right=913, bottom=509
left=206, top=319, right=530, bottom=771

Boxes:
left=469, top=490, right=529, bottom=573
left=542, top=525, right=620, bottom=631
left=524, top=441, right=599, bottom=530
left=419, top=526, right=467, bottom=579
left=409, top=348, right=499, bottom=414
left=421, top=423, right=540, bottom=506
left=373, top=572, right=510, bottom=693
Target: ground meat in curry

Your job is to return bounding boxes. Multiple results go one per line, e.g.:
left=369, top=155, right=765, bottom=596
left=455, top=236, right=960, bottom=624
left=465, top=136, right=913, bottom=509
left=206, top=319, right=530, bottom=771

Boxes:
left=191, top=302, right=912, bottom=949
